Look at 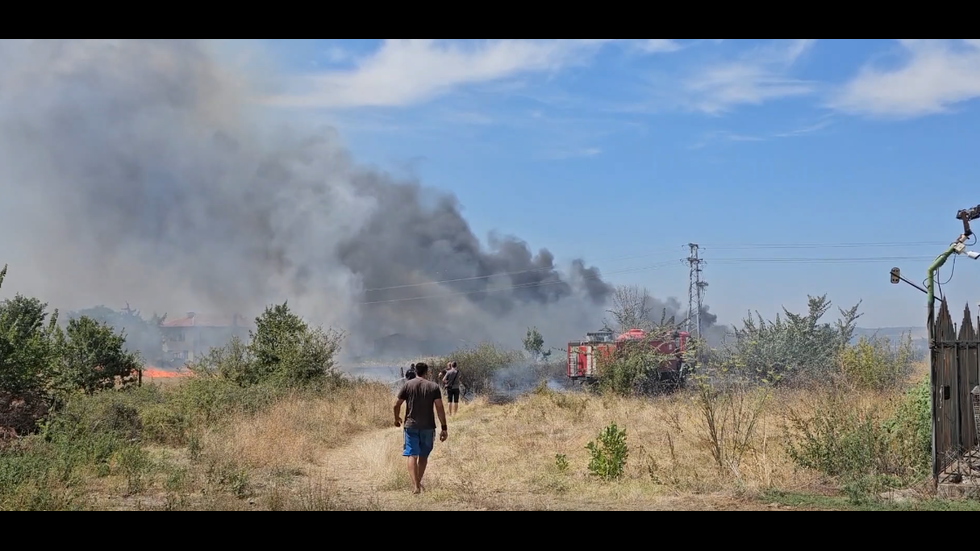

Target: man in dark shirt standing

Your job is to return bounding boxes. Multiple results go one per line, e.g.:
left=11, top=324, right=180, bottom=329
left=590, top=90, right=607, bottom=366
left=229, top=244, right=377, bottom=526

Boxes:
left=442, top=361, right=461, bottom=416
left=394, top=362, right=448, bottom=494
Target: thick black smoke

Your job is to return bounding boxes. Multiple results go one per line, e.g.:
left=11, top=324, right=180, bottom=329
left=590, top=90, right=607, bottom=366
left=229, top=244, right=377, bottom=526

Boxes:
left=0, top=39, right=613, bottom=359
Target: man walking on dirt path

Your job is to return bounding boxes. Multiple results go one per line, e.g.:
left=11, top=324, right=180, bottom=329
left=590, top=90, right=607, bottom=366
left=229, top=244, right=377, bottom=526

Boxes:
left=442, top=361, right=461, bottom=416
left=394, top=362, right=448, bottom=494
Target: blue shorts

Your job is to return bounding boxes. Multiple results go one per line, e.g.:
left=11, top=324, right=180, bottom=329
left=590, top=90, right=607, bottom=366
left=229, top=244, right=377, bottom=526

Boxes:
left=403, top=428, right=436, bottom=458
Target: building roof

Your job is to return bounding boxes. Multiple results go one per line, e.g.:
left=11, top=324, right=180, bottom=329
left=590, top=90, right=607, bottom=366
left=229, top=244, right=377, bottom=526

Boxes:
left=160, top=313, right=250, bottom=328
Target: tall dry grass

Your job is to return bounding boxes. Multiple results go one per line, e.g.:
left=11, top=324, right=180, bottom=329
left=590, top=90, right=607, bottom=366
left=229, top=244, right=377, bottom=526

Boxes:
left=321, top=364, right=935, bottom=511
left=9, top=359, right=929, bottom=510
left=201, top=382, right=394, bottom=473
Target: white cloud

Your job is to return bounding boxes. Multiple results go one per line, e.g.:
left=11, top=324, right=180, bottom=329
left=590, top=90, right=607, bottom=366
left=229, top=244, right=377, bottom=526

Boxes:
left=264, top=39, right=622, bottom=109
left=690, top=114, right=835, bottom=149
left=443, top=110, right=494, bottom=125
left=828, top=39, right=980, bottom=119
left=683, top=39, right=818, bottom=114
left=261, top=39, right=683, bottom=110
left=547, top=146, right=602, bottom=159
left=689, top=130, right=764, bottom=149
left=323, top=46, right=352, bottom=64
left=637, top=39, right=683, bottom=53
left=773, top=118, right=834, bottom=137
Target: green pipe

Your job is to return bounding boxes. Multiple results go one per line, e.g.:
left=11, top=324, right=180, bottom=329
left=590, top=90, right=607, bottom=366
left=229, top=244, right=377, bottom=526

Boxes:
left=927, top=244, right=959, bottom=315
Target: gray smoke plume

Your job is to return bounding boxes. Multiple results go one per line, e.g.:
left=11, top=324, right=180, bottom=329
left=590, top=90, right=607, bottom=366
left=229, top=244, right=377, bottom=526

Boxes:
left=0, top=39, right=614, bottom=360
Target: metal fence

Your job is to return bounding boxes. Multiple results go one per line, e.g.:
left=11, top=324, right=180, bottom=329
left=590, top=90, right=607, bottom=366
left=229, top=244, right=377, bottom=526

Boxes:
left=930, top=299, right=980, bottom=482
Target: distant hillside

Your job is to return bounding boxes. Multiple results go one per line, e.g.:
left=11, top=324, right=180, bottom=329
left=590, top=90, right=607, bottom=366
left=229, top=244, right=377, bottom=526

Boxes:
left=853, top=326, right=928, bottom=351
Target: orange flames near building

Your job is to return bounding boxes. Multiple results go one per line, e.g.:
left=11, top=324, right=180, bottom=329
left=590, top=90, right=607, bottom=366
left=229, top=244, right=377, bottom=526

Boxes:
left=140, top=367, right=194, bottom=379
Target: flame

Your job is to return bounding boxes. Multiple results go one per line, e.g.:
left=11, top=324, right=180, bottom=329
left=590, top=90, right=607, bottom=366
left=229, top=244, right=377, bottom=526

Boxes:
left=140, top=367, right=193, bottom=379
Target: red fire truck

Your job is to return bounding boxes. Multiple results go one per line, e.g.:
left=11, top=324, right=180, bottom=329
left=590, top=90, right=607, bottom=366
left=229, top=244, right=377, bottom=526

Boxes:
left=566, top=328, right=690, bottom=390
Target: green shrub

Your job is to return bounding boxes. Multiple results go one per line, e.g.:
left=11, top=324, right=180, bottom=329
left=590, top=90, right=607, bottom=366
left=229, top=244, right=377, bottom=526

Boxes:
left=139, top=401, right=191, bottom=447
left=837, top=334, right=915, bottom=391
left=0, top=437, right=87, bottom=511
left=722, top=295, right=862, bottom=386
left=693, top=376, right=769, bottom=476
left=434, top=342, right=523, bottom=395
left=555, top=453, right=569, bottom=473
left=785, top=380, right=933, bottom=503
left=189, top=302, right=346, bottom=391
left=586, top=423, right=629, bottom=480
left=0, top=388, right=157, bottom=509
left=883, top=377, right=931, bottom=479
left=786, top=394, right=891, bottom=479
left=594, top=330, right=686, bottom=397
left=595, top=353, right=649, bottom=397
left=171, top=377, right=284, bottom=426
left=117, top=444, right=152, bottom=496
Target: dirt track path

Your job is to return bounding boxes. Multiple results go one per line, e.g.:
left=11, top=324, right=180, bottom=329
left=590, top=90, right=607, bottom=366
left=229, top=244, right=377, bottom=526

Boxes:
left=315, top=414, right=813, bottom=511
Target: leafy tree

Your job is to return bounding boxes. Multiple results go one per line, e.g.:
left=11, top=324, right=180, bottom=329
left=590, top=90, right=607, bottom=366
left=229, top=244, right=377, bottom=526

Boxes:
left=523, top=326, right=544, bottom=360
left=435, top=342, right=524, bottom=395
left=0, top=282, right=61, bottom=396
left=52, top=316, right=143, bottom=395
left=249, top=302, right=308, bottom=374
left=191, top=302, right=345, bottom=388
left=69, top=304, right=167, bottom=366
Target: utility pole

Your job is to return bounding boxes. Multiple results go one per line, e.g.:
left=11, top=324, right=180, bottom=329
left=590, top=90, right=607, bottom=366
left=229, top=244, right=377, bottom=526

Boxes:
left=696, top=265, right=708, bottom=348
left=687, top=244, right=698, bottom=336
left=687, top=244, right=708, bottom=364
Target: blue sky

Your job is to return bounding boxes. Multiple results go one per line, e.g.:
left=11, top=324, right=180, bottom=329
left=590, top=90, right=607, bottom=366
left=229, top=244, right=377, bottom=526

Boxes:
left=240, top=39, right=980, bottom=329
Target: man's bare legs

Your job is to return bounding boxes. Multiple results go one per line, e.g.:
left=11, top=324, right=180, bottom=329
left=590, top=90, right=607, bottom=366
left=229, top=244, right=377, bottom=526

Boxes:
left=407, top=456, right=430, bottom=494
left=417, top=457, right=429, bottom=492
left=407, top=456, right=420, bottom=493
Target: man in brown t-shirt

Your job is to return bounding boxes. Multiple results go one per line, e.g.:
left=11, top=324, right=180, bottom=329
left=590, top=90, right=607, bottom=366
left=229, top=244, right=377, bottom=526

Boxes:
left=394, top=362, right=448, bottom=494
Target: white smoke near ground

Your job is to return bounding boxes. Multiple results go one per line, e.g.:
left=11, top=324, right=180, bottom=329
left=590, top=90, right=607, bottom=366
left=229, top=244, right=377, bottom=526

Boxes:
left=0, top=39, right=617, bottom=362
left=489, top=361, right=574, bottom=401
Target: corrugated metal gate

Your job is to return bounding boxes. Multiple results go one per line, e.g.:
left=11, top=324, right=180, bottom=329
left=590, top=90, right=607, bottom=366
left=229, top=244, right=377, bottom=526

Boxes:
left=930, top=300, right=980, bottom=482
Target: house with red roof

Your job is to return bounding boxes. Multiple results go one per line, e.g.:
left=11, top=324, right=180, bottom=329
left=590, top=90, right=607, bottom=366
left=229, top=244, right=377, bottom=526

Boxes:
left=159, top=312, right=251, bottom=364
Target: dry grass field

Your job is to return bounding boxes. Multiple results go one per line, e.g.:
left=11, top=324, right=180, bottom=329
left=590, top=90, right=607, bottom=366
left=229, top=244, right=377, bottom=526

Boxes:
left=7, top=266, right=967, bottom=510
left=5, top=355, right=980, bottom=511
left=22, top=360, right=963, bottom=511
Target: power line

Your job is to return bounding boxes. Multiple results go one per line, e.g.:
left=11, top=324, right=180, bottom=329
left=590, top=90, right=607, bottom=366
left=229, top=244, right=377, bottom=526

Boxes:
left=356, top=255, right=939, bottom=306
left=709, top=256, right=936, bottom=263
left=359, top=246, right=686, bottom=293
left=360, top=242, right=947, bottom=294
left=700, top=241, right=947, bottom=249
left=357, top=261, right=678, bottom=305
